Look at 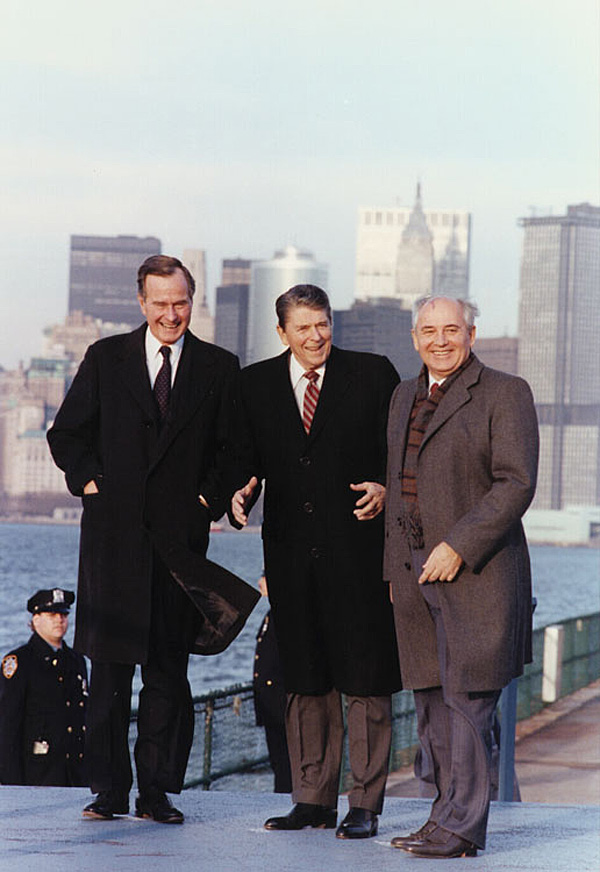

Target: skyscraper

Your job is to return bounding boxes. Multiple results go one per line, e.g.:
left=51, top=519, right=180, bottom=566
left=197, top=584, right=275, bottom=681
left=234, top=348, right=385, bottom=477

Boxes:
left=246, top=246, right=328, bottom=364
left=183, top=248, right=214, bottom=343
left=68, top=235, right=161, bottom=325
left=215, top=258, right=252, bottom=366
left=355, top=185, right=471, bottom=305
left=517, top=203, right=600, bottom=509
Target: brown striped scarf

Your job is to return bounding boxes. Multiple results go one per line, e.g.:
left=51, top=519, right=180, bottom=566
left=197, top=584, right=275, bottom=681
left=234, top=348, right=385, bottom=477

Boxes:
left=398, top=355, right=474, bottom=548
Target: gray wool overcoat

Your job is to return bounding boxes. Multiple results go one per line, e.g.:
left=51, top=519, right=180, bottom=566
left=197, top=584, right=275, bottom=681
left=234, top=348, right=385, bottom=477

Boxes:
left=384, top=356, right=539, bottom=694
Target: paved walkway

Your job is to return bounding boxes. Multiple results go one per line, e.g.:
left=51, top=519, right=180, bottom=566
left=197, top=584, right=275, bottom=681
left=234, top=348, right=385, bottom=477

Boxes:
left=2, top=682, right=599, bottom=872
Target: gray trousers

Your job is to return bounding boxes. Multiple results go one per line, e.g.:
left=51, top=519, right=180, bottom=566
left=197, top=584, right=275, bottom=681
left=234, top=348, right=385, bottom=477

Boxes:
left=285, top=689, right=392, bottom=813
left=416, top=578, right=500, bottom=849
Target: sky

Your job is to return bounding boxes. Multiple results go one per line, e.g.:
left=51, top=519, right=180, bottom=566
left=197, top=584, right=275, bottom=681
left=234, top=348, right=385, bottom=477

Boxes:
left=1, top=0, right=598, bottom=369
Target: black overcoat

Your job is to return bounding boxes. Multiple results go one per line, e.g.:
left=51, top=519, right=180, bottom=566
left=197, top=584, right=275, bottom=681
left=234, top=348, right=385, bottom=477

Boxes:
left=47, top=325, right=258, bottom=664
left=384, top=357, right=539, bottom=693
left=0, top=633, right=88, bottom=786
left=235, top=346, right=401, bottom=696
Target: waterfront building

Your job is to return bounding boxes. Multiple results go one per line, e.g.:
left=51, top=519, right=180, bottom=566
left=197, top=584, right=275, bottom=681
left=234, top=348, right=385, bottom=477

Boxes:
left=68, top=234, right=161, bottom=326
left=517, top=202, right=600, bottom=509
left=333, top=298, right=420, bottom=380
left=42, top=311, right=102, bottom=367
left=246, top=246, right=328, bottom=364
left=356, top=185, right=471, bottom=304
left=215, top=284, right=249, bottom=367
left=221, top=258, right=252, bottom=286
left=475, top=336, right=519, bottom=376
left=183, top=248, right=215, bottom=343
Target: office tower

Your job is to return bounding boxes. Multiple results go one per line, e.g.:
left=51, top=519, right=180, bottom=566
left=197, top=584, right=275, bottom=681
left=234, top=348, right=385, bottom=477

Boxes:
left=68, top=235, right=161, bottom=326
left=475, top=337, right=519, bottom=376
left=214, top=259, right=252, bottom=366
left=183, top=248, right=214, bottom=343
left=517, top=202, right=600, bottom=509
left=246, top=246, right=328, bottom=364
left=333, top=299, right=420, bottom=380
left=356, top=185, right=471, bottom=305
left=215, top=284, right=249, bottom=367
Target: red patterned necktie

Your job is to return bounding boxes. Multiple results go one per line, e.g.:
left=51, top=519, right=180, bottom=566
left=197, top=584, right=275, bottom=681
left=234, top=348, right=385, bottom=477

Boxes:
left=302, top=370, right=320, bottom=433
left=154, top=345, right=172, bottom=419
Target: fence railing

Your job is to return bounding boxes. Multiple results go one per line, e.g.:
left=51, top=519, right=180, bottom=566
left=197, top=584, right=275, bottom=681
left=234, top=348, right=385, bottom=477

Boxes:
left=129, top=611, right=599, bottom=791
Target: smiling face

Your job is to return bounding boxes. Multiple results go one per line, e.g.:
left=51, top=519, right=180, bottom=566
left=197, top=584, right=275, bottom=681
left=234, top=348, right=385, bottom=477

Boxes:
left=412, top=297, right=475, bottom=381
left=138, top=268, right=192, bottom=345
left=276, top=305, right=333, bottom=371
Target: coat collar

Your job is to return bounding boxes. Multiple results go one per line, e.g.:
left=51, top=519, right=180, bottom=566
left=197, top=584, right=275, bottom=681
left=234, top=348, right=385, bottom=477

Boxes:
left=272, top=346, right=356, bottom=443
left=118, top=324, right=221, bottom=461
left=419, top=355, right=484, bottom=451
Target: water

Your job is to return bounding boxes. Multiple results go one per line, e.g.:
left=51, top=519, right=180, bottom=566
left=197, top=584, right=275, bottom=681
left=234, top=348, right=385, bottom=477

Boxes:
left=0, top=523, right=598, bottom=697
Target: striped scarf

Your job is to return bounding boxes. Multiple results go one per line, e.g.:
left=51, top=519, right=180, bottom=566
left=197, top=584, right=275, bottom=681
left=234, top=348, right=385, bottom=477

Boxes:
left=398, top=355, right=474, bottom=548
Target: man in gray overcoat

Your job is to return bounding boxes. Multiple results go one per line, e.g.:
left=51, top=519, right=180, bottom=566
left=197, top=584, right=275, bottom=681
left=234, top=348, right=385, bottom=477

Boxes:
left=384, top=296, right=538, bottom=859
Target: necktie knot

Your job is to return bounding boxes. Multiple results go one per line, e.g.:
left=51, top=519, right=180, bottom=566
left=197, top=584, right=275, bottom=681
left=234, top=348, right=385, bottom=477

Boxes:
left=160, top=345, right=171, bottom=361
left=304, top=370, right=319, bottom=383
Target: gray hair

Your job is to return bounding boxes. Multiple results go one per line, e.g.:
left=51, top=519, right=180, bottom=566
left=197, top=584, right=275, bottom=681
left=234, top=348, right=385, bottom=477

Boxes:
left=412, top=295, right=479, bottom=330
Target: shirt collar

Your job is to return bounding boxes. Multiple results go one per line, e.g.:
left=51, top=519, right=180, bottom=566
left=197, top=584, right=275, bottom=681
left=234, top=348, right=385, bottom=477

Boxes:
left=145, top=326, right=185, bottom=365
left=289, top=352, right=326, bottom=390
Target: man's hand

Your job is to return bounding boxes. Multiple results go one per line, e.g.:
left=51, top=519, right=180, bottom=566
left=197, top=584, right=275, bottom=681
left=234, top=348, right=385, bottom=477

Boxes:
left=418, top=541, right=464, bottom=585
left=350, top=481, right=385, bottom=520
left=231, top=476, right=259, bottom=527
left=83, top=480, right=99, bottom=495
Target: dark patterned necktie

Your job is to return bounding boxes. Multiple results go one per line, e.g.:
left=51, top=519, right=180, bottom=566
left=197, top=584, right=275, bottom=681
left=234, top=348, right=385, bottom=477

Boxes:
left=154, top=345, right=172, bottom=420
left=302, top=370, right=320, bottom=433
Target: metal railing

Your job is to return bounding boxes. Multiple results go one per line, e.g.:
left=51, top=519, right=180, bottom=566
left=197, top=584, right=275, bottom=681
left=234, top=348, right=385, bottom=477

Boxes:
left=128, top=611, right=600, bottom=791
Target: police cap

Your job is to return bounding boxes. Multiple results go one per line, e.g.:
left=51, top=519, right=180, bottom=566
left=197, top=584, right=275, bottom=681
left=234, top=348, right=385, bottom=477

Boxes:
left=27, top=588, right=75, bottom=615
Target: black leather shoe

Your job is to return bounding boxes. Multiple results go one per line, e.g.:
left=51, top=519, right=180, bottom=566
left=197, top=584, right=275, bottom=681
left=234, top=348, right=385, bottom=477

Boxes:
left=135, top=792, right=184, bottom=824
left=335, top=807, right=378, bottom=839
left=82, top=791, right=129, bottom=820
left=391, top=819, right=437, bottom=848
left=402, top=826, right=478, bottom=858
left=264, top=802, right=337, bottom=830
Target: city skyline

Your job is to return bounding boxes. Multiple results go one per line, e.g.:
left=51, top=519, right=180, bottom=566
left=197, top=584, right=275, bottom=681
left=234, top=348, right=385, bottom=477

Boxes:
left=1, top=0, right=598, bottom=369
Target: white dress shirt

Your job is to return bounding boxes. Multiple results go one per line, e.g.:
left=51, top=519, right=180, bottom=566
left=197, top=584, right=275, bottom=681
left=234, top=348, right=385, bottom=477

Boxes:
left=144, top=328, right=184, bottom=388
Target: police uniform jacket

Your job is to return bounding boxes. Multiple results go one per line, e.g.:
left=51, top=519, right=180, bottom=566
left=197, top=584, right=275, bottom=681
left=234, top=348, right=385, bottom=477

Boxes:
left=0, top=632, right=88, bottom=786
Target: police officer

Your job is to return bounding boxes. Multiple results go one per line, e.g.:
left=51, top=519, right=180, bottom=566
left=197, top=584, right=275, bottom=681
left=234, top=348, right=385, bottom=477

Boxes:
left=0, top=588, right=88, bottom=786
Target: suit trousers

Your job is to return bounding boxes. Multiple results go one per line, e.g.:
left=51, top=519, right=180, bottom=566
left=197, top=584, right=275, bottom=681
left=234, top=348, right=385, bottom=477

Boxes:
left=86, top=552, right=195, bottom=797
left=415, top=578, right=500, bottom=849
left=285, top=689, right=392, bottom=813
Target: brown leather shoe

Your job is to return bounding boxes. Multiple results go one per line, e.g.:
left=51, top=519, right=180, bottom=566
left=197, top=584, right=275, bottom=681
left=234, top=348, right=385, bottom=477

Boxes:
left=391, top=819, right=437, bottom=848
left=264, top=802, right=337, bottom=830
left=335, top=807, right=378, bottom=839
left=135, top=792, right=184, bottom=824
left=402, top=826, right=478, bottom=858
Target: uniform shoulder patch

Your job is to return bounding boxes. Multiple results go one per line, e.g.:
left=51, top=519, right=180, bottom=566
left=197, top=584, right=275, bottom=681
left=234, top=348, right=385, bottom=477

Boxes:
left=2, top=654, right=18, bottom=679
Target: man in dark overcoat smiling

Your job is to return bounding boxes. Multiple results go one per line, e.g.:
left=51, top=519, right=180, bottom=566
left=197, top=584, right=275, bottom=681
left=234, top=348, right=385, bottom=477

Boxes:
left=48, top=255, right=255, bottom=823
left=231, top=284, right=401, bottom=840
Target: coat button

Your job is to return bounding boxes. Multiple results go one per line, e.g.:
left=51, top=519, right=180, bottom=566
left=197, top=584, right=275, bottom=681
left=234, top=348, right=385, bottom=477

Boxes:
left=303, top=501, right=314, bottom=514
left=404, top=562, right=411, bottom=571
left=310, top=547, right=321, bottom=559
left=299, top=456, right=311, bottom=466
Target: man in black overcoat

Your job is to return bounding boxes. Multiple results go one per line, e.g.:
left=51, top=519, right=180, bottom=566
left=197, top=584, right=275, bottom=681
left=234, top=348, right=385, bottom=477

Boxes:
left=384, top=296, right=538, bottom=858
left=231, top=285, right=401, bottom=840
left=0, top=588, right=87, bottom=786
left=48, top=255, right=256, bottom=823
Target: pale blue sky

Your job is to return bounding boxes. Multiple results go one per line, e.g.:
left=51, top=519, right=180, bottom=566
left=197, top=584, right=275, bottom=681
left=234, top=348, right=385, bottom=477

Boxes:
left=1, top=0, right=598, bottom=368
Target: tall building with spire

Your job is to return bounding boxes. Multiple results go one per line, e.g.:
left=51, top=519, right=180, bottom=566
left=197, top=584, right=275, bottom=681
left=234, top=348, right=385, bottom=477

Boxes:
left=355, top=184, right=471, bottom=306
left=394, top=183, right=434, bottom=304
left=517, top=202, right=600, bottom=509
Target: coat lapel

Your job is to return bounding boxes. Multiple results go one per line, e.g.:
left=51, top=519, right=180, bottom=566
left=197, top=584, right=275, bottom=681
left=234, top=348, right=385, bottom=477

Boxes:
left=306, top=346, right=354, bottom=442
left=420, top=356, right=484, bottom=452
left=119, top=325, right=157, bottom=423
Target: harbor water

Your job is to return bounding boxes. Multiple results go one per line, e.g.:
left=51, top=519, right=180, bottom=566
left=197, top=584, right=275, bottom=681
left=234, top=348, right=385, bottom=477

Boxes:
left=0, top=523, right=598, bottom=697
